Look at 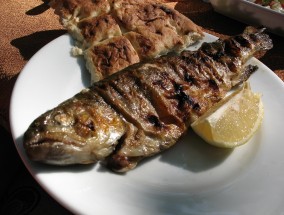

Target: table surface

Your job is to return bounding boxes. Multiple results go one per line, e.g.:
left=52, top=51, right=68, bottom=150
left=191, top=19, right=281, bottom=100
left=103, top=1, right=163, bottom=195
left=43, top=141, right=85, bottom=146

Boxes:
left=0, top=0, right=283, bottom=214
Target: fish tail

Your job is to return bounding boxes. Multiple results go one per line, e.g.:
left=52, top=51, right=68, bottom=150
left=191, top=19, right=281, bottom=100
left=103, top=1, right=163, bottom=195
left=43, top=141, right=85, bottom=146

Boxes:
left=243, top=26, right=273, bottom=51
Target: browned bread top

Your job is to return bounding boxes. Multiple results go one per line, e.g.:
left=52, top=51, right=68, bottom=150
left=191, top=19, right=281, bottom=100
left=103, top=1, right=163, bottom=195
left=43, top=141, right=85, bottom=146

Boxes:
left=84, top=36, right=140, bottom=82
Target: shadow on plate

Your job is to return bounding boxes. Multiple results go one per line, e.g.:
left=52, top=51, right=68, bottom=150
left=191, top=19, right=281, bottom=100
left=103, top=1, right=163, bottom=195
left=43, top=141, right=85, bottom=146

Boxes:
left=159, top=128, right=233, bottom=172
left=76, top=55, right=91, bottom=88
left=122, top=128, right=233, bottom=173
left=65, top=35, right=91, bottom=88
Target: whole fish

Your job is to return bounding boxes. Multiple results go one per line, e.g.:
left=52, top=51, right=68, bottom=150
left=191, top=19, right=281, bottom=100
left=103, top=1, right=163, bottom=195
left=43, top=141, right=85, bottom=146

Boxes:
left=24, top=27, right=272, bottom=172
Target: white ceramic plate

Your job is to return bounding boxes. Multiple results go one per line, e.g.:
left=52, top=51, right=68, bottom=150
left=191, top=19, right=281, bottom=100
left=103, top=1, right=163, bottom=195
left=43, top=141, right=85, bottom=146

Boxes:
left=10, top=33, right=284, bottom=215
left=210, top=0, right=284, bottom=37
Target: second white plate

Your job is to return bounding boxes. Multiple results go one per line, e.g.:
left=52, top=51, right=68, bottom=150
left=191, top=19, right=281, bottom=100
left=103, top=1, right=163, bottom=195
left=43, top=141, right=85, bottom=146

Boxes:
left=210, top=0, right=284, bottom=36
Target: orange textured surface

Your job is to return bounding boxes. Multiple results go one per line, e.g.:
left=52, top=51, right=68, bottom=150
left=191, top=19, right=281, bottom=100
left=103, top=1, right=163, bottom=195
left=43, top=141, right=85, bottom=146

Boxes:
left=0, top=0, right=65, bottom=129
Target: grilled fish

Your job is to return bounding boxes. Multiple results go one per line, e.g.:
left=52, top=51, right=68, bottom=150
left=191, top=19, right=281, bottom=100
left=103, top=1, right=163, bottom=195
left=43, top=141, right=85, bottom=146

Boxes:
left=24, top=27, right=272, bottom=172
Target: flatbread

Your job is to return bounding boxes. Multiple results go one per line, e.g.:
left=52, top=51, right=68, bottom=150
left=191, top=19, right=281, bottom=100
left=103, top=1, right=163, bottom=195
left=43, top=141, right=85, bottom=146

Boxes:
left=50, top=0, right=204, bottom=82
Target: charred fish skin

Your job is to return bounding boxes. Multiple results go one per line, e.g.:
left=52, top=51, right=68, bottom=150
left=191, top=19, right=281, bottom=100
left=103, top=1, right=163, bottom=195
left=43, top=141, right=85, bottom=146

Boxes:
left=23, top=27, right=272, bottom=171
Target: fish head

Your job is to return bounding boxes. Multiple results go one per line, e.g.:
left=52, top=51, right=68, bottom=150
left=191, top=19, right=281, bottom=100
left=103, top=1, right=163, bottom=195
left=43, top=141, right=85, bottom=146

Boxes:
left=23, top=90, right=126, bottom=165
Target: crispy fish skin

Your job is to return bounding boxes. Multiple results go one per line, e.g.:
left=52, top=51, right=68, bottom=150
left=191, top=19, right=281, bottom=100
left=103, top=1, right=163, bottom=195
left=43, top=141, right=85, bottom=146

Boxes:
left=24, top=27, right=272, bottom=171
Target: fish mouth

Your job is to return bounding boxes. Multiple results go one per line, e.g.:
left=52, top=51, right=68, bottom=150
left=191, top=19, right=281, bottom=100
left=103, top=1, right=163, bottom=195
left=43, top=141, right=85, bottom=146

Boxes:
left=23, top=132, right=96, bottom=165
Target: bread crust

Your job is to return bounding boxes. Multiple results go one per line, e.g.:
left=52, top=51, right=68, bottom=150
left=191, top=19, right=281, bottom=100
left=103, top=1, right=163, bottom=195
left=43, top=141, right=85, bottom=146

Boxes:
left=84, top=36, right=140, bottom=82
left=70, top=14, right=122, bottom=48
left=50, top=0, right=111, bottom=23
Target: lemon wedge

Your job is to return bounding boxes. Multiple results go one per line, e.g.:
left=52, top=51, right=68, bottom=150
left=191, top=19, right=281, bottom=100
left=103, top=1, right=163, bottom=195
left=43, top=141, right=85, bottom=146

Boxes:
left=191, top=82, right=264, bottom=148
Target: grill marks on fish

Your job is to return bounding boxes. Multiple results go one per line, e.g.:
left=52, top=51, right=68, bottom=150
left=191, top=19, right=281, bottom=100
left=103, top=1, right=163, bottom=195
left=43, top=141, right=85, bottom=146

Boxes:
left=95, top=73, right=166, bottom=135
left=98, top=46, right=233, bottom=171
left=100, top=27, right=272, bottom=172
left=23, top=27, right=273, bottom=172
